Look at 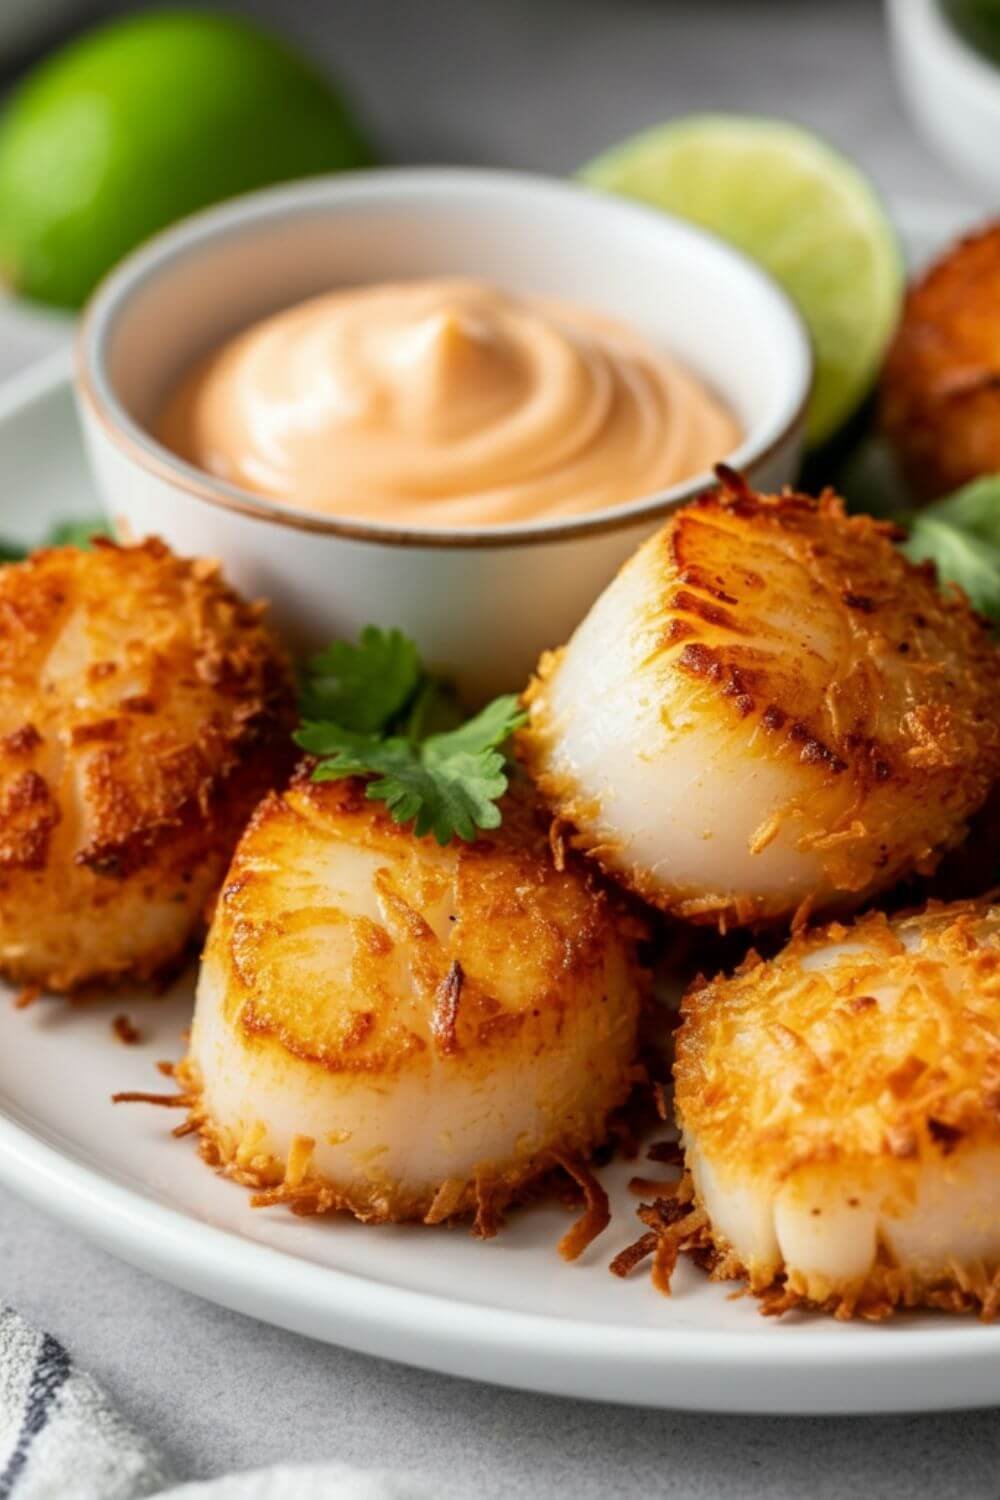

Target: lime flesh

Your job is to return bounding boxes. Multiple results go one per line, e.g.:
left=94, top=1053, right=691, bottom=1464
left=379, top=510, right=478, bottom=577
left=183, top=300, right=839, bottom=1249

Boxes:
left=579, top=115, right=903, bottom=446
left=0, top=9, right=375, bottom=309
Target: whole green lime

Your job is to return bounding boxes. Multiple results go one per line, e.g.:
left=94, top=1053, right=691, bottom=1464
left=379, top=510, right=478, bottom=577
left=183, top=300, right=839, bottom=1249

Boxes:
left=0, top=9, right=375, bottom=309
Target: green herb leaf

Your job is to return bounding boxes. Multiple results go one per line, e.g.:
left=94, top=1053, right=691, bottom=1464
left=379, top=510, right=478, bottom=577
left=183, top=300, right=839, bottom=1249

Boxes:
left=901, top=477, right=1000, bottom=624
left=307, top=726, right=510, bottom=844
left=0, top=516, right=110, bottom=563
left=399, top=676, right=465, bottom=741
left=422, top=694, right=526, bottom=765
left=295, top=633, right=527, bottom=845
left=299, top=625, right=423, bottom=733
left=43, top=517, right=111, bottom=549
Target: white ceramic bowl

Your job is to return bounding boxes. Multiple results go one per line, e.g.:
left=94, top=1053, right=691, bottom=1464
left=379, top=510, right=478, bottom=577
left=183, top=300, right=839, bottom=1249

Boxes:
left=77, top=168, right=810, bottom=700
left=887, top=0, right=1000, bottom=194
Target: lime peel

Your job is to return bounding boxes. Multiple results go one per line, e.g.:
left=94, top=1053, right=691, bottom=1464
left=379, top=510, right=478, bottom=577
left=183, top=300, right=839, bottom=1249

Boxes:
left=579, top=114, right=904, bottom=446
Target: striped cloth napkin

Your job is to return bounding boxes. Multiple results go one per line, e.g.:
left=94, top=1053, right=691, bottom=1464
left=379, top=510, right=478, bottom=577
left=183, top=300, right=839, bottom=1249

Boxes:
left=0, top=1304, right=442, bottom=1500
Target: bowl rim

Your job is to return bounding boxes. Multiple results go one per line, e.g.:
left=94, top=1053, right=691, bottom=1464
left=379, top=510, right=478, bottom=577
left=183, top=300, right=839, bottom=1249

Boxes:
left=888, top=0, right=1000, bottom=103
left=76, top=165, right=813, bottom=552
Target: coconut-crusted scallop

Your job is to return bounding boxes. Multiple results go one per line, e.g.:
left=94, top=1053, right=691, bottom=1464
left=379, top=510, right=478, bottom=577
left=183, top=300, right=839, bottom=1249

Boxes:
left=178, top=772, right=644, bottom=1237
left=881, top=222, right=1000, bottom=502
left=0, top=538, right=294, bottom=992
left=671, top=896, right=1000, bottom=1320
left=519, top=472, right=1000, bottom=929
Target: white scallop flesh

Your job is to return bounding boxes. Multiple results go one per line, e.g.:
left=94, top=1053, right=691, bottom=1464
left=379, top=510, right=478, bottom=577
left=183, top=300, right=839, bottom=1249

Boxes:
left=188, top=780, right=640, bottom=1220
left=683, top=907, right=1000, bottom=1305
left=535, top=538, right=840, bottom=913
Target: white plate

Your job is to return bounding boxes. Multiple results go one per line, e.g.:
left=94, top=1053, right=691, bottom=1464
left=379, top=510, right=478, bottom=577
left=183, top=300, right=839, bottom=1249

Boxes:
left=0, top=200, right=997, bottom=1418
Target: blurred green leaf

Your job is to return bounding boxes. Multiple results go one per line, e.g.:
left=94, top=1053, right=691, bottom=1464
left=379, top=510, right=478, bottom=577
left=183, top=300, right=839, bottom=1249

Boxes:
left=902, top=477, right=1000, bottom=623
left=0, top=515, right=110, bottom=563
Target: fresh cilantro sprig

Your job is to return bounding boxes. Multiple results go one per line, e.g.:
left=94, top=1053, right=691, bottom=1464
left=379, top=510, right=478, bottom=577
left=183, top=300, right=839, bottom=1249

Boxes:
left=295, top=627, right=527, bottom=845
left=299, top=625, right=423, bottom=733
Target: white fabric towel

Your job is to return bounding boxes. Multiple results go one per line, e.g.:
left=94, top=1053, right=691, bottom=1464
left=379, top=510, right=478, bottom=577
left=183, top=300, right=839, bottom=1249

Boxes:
left=160, top=1468, right=447, bottom=1499
left=0, top=1304, right=446, bottom=1500
left=0, top=1303, right=171, bottom=1499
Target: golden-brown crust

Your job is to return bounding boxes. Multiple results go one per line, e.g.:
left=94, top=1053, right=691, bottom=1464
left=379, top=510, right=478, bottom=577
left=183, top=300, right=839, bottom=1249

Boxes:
left=520, top=476, right=1000, bottom=927
left=660, top=895, right=1000, bottom=1320
left=0, top=537, right=291, bottom=876
left=213, top=772, right=641, bottom=1079
left=0, top=768, right=60, bottom=870
left=881, top=221, right=1000, bottom=500
left=674, top=897, right=1000, bottom=1179
left=0, top=539, right=295, bottom=991
left=168, top=771, right=645, bottom=1232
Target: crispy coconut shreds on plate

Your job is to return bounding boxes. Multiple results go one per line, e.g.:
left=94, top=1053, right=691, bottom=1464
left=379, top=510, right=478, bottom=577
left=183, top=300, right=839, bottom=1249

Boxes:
left=0, top=537, right=294, bottom=993
left=117, top=773, right=646, bottom=1254
left=519, top=470, right=1000, bottom=931
left=880, top=221, right=1000, bottom=502
left=118, top=1057, right=622, bottom=1262
left=616, top=894, right=1000, bottom=1321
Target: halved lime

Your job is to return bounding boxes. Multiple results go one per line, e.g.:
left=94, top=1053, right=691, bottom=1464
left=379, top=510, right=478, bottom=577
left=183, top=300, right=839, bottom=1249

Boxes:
left=579, top=115, right=904, bottom=446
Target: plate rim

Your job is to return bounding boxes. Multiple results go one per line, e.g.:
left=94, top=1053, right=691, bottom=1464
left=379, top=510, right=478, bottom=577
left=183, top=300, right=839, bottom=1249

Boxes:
left=7, top=1098, right=1000, bottom=1416
left=3, top=202, right=1000, bottom=1415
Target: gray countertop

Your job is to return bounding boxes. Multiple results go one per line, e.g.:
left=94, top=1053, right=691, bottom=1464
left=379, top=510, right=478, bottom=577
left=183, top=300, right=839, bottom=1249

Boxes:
left=4, top=2, right=1000, bottom=1496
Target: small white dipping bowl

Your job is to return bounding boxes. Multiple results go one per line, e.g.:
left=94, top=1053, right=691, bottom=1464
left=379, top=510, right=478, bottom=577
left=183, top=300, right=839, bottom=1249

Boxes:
left=77, top=168, right=811, bottom=700
left=887, top=0, right=1000, bottom=194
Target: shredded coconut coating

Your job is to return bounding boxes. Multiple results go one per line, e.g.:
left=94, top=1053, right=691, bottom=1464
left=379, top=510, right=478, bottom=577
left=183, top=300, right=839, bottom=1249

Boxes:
left=520, top=475, right=1000, bottom=928
left=0, top=538, right=294, bottom=991
left=182, top=772, right=644, bottom=1232
left=673, top=895, right=1000, bottom=1318
left=881, top=222, right=1000, bottom=501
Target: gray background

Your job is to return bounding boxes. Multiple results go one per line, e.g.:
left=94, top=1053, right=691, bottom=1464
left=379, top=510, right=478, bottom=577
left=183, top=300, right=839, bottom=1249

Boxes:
left=3, top=2, right=999, bottom=1496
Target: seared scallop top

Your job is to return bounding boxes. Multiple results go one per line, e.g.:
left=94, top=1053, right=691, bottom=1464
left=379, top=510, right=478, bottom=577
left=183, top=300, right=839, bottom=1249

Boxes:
left=0, top=538, right=292, bottom=879
left=212, top=772, right=641, bottom=1079
left=521, top=476, right=1000, bottom=926
left=676, top=897, right=1000, bottom=1183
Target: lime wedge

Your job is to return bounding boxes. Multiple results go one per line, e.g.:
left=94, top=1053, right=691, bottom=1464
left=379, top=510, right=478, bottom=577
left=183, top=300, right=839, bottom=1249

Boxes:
left=579, top=115, right=903, bottom=446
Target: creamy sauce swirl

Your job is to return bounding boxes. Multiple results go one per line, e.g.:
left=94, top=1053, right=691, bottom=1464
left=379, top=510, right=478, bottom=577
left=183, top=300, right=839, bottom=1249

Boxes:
left=157, top=278, right=740, bottom=528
